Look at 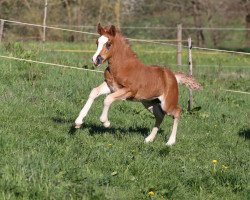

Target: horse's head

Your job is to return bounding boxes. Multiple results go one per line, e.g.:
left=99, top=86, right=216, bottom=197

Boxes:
left=92, top=23, right=116, bottom=67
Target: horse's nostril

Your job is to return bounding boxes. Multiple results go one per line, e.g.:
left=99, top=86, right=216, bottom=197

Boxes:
left=96, top=55, right=103, bottom=65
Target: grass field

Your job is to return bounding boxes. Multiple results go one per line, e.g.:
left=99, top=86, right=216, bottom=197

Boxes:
left=0, top=41, right=250, bottom=200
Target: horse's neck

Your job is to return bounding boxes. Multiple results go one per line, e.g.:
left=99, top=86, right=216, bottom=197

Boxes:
left=109, top=35, right=141, bottom=70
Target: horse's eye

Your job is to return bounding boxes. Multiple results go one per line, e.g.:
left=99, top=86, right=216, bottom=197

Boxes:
left=106, top=42, right=111, bottom=50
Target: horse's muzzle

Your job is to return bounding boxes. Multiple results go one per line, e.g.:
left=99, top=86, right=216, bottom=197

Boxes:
left=95, top=55, right=104, bottom=67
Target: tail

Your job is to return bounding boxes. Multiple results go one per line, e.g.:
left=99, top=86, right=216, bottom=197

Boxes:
left=174, top=72, right=203, bottom=90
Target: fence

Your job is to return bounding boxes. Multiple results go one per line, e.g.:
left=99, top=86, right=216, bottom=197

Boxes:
left=0, top=19, right=249, bottom=99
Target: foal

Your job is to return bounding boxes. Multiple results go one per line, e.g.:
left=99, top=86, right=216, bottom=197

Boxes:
left=75, top=24, right=202, bottom=146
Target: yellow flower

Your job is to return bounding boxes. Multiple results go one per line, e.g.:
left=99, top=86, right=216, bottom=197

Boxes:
left=212, top=160, right=218, bottom=165
left=148, top=191, right=155, bottom=196
left=108, top=144, right=112, bottom=147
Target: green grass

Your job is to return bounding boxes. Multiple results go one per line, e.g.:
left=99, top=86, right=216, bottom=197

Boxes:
left=0, top=41, right=249, bottom=199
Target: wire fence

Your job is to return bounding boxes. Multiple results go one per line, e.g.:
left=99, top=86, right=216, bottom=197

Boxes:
left=9, top=23, right=250, bottom=31
left=0, top=54, right=249, bottom=95
left=27, top=24, right=250, bottom=31
left=1, top=19, right=250, bottom=73
left=2, top=19, right=98, bottom=36
left=1, top=19, right=250, bottom=56
left=0, top=54, right=104, bottom=73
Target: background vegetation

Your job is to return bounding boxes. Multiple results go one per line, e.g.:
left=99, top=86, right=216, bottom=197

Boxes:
left=0, top=0, right=250, bottom=49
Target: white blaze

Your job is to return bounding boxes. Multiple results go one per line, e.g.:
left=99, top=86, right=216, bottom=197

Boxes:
left=92, top=35, right=108, bottom=64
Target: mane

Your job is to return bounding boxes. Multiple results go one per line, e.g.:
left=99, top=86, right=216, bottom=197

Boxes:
left=104, top=25, right=137, bottom=59
left=113, top=31, right=138, bottom=59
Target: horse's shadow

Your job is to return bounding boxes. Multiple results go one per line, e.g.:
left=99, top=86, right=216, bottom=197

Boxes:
left=68, top=122, right=150, bottom=137
left=238, top=128, right=250, bottom=140
left=51, top=117, right=149, bottom=137
left=51, top=116, right=171, bottom=157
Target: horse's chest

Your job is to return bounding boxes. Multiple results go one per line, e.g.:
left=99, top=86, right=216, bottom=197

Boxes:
left=104, top=66, right=138, bottom=95
left=109, top=81, right=122, bottom=93
left=104, top=67, right=123, bottom=92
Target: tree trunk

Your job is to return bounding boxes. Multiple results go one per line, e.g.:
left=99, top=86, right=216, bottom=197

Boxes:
left=98, top=0, right=104, bottom=23
left=76, top=0, right=82, bottom=41
left=64, top=0, right=74, bottom=42
left=192, top=1, right=205, bottom=46
left=115, top=0, right=121, bottom=28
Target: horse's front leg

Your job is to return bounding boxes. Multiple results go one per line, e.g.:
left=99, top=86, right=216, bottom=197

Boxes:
left=75, top=82, right=111, bottom=128
left=100, top=88, right=132, bottom=127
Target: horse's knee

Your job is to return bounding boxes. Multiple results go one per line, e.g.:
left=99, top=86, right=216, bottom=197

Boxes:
left=173, top=106, right=181, bottom=118
left=162, top=103, right=181, bottom=119
left=104, top=95, right=114, bottom=106
left=89, top=87, right=99, bottom=100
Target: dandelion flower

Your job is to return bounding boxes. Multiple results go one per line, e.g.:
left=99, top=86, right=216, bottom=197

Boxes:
left=148, top=191, right=155, bottom=196
left=212, top=160, right=218, bottom=165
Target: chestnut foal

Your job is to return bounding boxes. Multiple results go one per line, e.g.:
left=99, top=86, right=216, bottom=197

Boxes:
left=75, top=24, right=202, bottom=146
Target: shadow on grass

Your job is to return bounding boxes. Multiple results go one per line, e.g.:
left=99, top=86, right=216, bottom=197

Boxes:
left=53, top=117, right=171, bottom=156
left=51, top=117, right=163, bottom=137
left=158, top=146, right=171, bottom=157
left=51, top=117, right=149, bottom=137
left=238, top=128, right=250, bottom=140
left=68, top=122, right=150, bottom=137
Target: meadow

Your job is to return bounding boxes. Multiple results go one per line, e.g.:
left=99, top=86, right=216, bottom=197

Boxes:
left=0, top=40, right=249, bottom=200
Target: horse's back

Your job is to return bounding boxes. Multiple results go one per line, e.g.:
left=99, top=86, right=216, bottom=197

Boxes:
left=144, top=65, right=178, bottom=90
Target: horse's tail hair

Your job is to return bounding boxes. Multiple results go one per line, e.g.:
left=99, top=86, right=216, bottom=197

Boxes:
left=174, top=72, right=203, bottom=90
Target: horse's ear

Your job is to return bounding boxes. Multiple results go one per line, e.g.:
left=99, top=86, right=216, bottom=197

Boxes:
left=108, top=25, right=116, bottom=37
left=97, top=23, right=105, bottom=35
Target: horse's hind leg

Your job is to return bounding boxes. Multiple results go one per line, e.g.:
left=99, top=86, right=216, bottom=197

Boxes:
left=75, top=82, right=111, bottom=128
left=166, top=106, right=181, bottom=146
left=142, top=102, right=165, bottom=143
left=159, top=93, right=182, bottom=146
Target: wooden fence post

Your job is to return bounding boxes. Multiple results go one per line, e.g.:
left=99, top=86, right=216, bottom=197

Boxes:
left=188, top=37, right=193, bottom=112
left=43, top=0, right=48, bottom=42
left=0, top=19, right=4, bottom=42
left=177, top=24, right=182, bottom=67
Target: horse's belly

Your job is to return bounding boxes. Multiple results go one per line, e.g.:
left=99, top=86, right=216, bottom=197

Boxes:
left=133, top=88, right=161, bottom=101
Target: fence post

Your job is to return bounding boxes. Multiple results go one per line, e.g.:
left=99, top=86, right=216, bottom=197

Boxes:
left=188, top=37, right=193, bottom=112
left=43, top=0, right=48, bottom=42
left=177, top=24, right=182, bottom=67
left=0, top=19, right=4, bottom=42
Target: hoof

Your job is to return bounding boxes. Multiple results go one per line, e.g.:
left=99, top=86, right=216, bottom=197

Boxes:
left=145, top=137, right=154, bottom=143
left=103, top=121, right=111, bottom=128
left=100, top=116, right=106, bottom=123
left=166, top=141, right=175, bottom=146
left=75, top=124, right=81, bottom=129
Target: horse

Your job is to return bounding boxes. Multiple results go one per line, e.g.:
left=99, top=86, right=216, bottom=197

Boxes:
left=74, top=23, right=202, bottom=146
